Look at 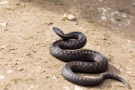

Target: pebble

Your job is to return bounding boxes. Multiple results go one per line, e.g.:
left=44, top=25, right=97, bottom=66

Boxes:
left=63, top=14, right=76, bottom=21
left=7, top=70, right=13, bottom=73
left=127, top=72, right=131, bottom=74
left=127, top=20, right=131, bottom=25
left=122, top=14, right=127, bottom=18
left=0, top=0, right=9, bottom=5
left=99, top=0, right=103, bottom=2
left=0, top=22, right=7, bottom=27
left=0, top=19, right=7, bottom=27
left=126, top=66, right=131, bottom=70
left=0, top=75, right=5, bottom=79
left=74, top=85, right=83, bottom=90
left=78, top=27, right=83, bottom=30
left=128, top=40, right=131, bottom=43
left=51, top=76, right=57, bottom=79
left=67, top=14, right=76, bottom=21
left=1, top=45, right=5, bottom=49
left=133, top=3, right=135, bottom=7
left=64, top=86, right=70, bottom=90
left=75, top=22, right=78, bottom=25
left=101, top=16, right=107, bottom=20
left=114, top=11, right=119, bottom=14
left=30, top=85, right=34, bottom=89
left=63, top=14, right=67, bottom=18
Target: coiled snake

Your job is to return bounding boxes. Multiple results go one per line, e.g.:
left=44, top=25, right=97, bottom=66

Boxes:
left=50, top=27, right=131, bottom=89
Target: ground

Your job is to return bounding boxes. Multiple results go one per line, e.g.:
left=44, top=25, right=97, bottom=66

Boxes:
left=0, top=0, right=135, bottom=90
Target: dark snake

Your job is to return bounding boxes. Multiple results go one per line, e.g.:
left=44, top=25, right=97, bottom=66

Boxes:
left=50, top=27, right=131, bottom=89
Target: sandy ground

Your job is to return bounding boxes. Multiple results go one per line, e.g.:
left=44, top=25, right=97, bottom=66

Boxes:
left=0, top=0, right=135, bottom=90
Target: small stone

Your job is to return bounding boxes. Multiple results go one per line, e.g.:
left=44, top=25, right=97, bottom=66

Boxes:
left=75, top=22, right=78, bottom=25
left=67, top=14, right=76, bottom=21
left=74, top=85, right=83, bottom=90
left=51, top=76, right=57, bottom=79
left=127, top=20, right=131, bottom=25
left=128, top=40, right=131, bottom=43
left=63, top=14, right=76, bottom=21
left=1, top=45, right=5, bottom=49
left=0, top=75, right=5, bottom=79
left=126, top=66, right=131, bottom=70
left=101, top=16, right=107, bottom=20
left=62, top=14, right=76, bottom=21
left=114, top=11, right=119, bottom=14
left=79, top=27, right=83, bottom=30
left=63, top=86, right=70, bottom=90
left=7, top=70, right=13, bottom=73
left=133, top=3, right=135, bottom=7
left=99, top=0, right=103, bottom=2
left=127, top=72, right=131, bottom=74
left=0, top=1, right=9, bottom=5
left=0, top=22, right=7, bottom=27
left=63, top=14, right=68, bottom=18
left=30, top=85, right=34, bottom=89
left=122, top=14, right=127, bottom=18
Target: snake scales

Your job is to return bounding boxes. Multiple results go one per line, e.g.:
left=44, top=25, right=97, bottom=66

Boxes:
left=50, top=27, right=131, bottom=89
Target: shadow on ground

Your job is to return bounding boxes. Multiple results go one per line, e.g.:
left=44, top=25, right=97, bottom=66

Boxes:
left=19, top=0, right=135, bottom=40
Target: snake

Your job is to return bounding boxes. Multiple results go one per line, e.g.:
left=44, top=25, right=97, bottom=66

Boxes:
left=50, top=27, right=131, bottom=89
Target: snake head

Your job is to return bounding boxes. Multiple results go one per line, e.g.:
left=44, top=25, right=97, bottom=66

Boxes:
left=53, top=27, right=64, bottom=38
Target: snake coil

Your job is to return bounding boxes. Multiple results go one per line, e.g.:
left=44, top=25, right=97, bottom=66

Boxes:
left=50, top=27, right=131, bottom=89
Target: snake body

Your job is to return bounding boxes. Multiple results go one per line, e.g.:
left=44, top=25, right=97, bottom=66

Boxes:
left=50, top=27, right=131, bottom=89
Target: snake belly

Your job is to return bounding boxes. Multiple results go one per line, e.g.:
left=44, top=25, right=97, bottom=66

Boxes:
left=50, top=27, right=131, bottom=89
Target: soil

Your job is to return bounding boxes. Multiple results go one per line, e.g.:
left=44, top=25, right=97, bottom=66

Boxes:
left=0, top=0, right=135, bottom=90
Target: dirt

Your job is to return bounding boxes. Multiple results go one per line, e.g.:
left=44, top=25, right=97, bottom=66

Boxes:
left=0, top=0, right=135, bottom=90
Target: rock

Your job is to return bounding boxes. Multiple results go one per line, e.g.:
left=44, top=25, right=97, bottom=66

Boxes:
left=0, top=0, right=9, bottom=5
left=133, top=3, right=135, bottom=7
left=122, top=14, right=127, bottom=18
left=7, top=70, right=13, bottom=74
left=0, top=75, right=5, bottom=79
left=63, top=14, right=76, bottom=21
left=99, top=0, right=103, bottom=2
left=1, top=45, right=5, bottom=49
left=75, top=22, right=78, bottom=25
left=0, top=19, right=7, bottom=27
left=51, top=76, right=57, bottom=79
left=101, top=15, right=107, bottom=20
left=128, top=40, right=131, bottom=43
left=0, top=22, right=7, bottom=27
left=63, top=14, right=68, bottom=19
left=126, top=66, right=131, bottom=70
left=67, top=14, right=76, bottom=21
left=30, top=85, right=34, bottom=89
left=63, top=86, right=70, bottom=90
left=126, top=72, right=131, bottom=74
left=74, top=85, right=83, bottom=90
